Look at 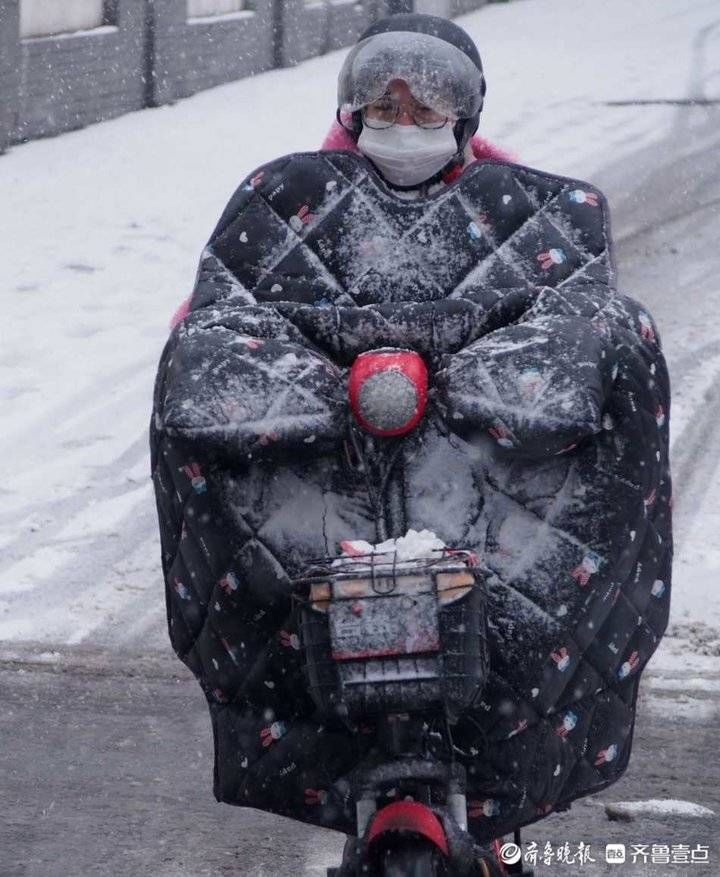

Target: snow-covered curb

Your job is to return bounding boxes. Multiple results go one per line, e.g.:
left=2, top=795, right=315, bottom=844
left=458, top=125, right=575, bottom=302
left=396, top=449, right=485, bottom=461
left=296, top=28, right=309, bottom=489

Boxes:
left=605, top=799, right=715, bottom=820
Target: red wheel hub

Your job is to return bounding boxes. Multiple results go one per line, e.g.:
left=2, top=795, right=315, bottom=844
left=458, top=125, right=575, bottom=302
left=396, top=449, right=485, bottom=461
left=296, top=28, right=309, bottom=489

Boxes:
left=348, top=349, right=428, bottom=437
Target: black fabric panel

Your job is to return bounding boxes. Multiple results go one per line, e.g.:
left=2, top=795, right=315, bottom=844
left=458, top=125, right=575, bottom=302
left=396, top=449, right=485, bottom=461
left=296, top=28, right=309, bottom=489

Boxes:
left=150, top=150, right=672, bottom=842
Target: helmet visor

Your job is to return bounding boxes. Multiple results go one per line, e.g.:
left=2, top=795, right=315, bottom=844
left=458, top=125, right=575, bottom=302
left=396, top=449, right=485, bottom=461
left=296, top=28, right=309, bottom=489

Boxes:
left=338, top=31, right=485, bottom=120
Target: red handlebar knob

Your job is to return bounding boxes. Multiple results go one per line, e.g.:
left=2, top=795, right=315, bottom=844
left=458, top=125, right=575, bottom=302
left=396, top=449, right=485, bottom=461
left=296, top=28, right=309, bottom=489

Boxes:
left=348, top=349, right=428, bottom=437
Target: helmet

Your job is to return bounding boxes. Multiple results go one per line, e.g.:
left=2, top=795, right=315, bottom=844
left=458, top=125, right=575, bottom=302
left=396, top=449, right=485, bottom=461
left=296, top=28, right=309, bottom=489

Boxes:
left=337, top=13, right=486, bottom=156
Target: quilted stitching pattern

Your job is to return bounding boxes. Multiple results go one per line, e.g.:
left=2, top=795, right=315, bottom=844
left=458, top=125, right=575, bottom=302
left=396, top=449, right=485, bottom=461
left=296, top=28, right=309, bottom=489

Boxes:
left=150, top=151, right=671, bottom=841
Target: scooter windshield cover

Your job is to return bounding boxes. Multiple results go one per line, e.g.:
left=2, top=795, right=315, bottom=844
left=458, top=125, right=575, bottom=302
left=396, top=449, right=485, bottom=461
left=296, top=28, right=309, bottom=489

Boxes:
left=152, top=150, right=671, bottom=844
left=337, top=31, right=485, bottom=119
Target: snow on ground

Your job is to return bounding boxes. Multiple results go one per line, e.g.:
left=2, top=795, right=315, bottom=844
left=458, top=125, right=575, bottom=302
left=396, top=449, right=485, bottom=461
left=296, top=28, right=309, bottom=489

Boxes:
left=1, top=0, right=720, bottom=650
left=605, top=799, right=716, bottom=819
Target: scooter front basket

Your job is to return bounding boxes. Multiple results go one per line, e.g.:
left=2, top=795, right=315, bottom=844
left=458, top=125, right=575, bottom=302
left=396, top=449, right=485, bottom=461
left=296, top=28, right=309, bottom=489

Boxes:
left=296, top=551, right=488, bottom=723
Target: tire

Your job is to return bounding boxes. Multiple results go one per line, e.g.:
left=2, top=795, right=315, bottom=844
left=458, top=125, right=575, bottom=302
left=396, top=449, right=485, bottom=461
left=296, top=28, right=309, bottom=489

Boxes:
left=379, top=836, right=447, bottom=877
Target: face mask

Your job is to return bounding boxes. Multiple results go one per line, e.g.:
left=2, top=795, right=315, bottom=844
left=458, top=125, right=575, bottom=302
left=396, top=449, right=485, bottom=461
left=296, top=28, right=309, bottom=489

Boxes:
left=357, top=123, right=458, bottom=188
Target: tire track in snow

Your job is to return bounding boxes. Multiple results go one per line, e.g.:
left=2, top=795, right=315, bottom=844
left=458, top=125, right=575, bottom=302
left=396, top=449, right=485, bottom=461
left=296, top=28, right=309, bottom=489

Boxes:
left=0, top=356, right=155, bottom=454
left=670, top=339, right=720, bottom=387
left=599, top=36, right=720, bottom=558
left=88, top=563, right=167, bottom=650
left=0, top=433, right=151, bottom=571
left=0, top=496, right=161, bottom=645
left=669, top=361, right=720, bottom=552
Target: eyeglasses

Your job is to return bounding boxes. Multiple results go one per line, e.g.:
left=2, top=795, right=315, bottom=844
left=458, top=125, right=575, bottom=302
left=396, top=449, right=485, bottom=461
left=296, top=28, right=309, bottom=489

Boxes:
left=362, top=97, right=452, bottom=130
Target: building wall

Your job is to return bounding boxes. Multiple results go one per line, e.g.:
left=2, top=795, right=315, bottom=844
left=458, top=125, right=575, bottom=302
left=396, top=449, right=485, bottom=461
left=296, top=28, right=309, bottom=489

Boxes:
left=0, top=1, right=20, bottom=151
left=277, top=0, right=489, bottom=70
left=20, top=0, right=106, bottom=39
left=277, top=0, right=390, bottom=68
left=0, top=0, right=495, bottom=152
left=4, top=0, right=148, bottom=143
left=152, top=0, right=275, bottom=105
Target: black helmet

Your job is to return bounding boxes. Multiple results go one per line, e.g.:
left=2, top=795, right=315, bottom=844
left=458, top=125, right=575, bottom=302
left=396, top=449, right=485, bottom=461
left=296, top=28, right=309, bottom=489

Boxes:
left=337, top=13, right=486, bottom=155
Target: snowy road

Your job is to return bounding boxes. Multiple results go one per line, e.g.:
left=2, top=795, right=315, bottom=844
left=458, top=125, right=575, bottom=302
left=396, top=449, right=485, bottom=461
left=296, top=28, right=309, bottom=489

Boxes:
left=0, top=643, right=717, bottom=876
left=2, top=0, right=720, bottom=873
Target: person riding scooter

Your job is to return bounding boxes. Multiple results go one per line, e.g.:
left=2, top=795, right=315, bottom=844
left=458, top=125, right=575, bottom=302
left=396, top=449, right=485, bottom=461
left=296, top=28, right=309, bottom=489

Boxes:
left=152, top=13, right=671, bottom=875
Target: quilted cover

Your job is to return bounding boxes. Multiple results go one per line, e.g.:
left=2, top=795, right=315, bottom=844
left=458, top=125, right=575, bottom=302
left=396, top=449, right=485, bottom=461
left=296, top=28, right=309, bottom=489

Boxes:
left=150, top=151, right=672, bottom=841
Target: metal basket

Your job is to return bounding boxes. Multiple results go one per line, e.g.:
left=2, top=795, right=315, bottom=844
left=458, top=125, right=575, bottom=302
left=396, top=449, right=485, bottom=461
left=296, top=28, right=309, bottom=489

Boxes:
left=295, top=550, right=488, bottom=724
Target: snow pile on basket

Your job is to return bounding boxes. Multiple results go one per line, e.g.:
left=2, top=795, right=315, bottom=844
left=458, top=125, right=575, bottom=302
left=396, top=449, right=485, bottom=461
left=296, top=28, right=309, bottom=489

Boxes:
left=337, top=529, right=447, bottom=562
left=150, top=151, right=671, bottom=841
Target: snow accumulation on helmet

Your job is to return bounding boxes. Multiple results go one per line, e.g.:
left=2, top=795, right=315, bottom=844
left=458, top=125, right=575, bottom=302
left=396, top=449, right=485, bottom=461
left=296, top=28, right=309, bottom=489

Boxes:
left=337, top=13, right=487, bottom=159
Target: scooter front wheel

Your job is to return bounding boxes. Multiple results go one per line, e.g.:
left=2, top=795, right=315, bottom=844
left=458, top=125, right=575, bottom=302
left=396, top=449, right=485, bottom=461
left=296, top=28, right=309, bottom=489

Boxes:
left=379, top=836, right=446, bottom=877
left=378, top=837, right=503, bottom=877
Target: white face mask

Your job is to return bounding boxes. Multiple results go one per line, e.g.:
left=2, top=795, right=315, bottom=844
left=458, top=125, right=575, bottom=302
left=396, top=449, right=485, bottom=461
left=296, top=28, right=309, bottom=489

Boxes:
left=357, top=123, right=459, bottom=188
